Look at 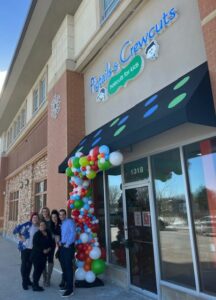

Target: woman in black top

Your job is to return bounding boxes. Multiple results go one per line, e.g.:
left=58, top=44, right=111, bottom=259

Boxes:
left=50, top=210, right=65, bottom=288
left=31, top=221, right=53, bottom=291
left=40, top=207, right=56, bottom=286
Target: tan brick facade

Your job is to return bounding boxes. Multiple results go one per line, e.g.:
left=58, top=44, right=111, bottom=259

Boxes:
left=4, top=155, right=47, bottom=237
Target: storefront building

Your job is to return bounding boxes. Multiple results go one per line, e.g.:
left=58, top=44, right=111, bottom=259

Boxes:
left=1, top=0, right=216, bottom=299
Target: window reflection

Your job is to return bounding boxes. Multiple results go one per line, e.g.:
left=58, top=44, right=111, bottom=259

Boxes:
left=184, top=137, right=216, bottom=295
left=151, top=149, right=195, bottom=288
left=106, top=167, right=126, bottom=267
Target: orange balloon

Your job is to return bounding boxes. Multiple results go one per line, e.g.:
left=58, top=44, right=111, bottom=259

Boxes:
left=84, top=263, right=91, bottom=271
left=86, top=257, right=92, bottom=264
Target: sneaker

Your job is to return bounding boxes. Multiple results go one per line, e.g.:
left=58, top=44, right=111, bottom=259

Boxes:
left=61, top=290, right=74, bottom=297
left=22, top=283, right=28, bottom=290
left=59, top=287, right=67, bottom=292
left=32, top=285, right=44, bottom=292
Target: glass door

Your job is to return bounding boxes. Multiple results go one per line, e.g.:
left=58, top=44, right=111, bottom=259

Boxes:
left=125, top=185, right=157, bottom=294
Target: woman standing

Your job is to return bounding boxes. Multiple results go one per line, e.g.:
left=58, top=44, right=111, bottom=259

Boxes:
left=13, top=212, right=39, bottom=290
left=40, top=207, right=55, bottom=286
left=31, top=220, right=53, bottom=291
left=50, top=209, right=65, bottom=288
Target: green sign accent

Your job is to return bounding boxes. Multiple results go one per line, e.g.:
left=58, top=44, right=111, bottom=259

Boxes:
left=108, top=55, right=144, bottom=95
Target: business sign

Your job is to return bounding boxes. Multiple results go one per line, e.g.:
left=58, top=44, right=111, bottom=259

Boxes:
left=90, top=7, right=178, bottom=102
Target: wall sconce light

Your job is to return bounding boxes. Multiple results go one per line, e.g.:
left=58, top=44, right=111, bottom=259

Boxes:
left=24, top=179, right=29, bottom=186
left=19, top=182, right=24, bottom=189
left=2, top=191, right=5, bottom=196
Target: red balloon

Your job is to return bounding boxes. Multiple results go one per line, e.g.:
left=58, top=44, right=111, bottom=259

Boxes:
left=76, top=252, right=86, bottom=261
left=92, top=146, right=99, bottom=157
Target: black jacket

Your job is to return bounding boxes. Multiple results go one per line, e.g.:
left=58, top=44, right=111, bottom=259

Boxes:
left=31, top=230, right=53, bottom=261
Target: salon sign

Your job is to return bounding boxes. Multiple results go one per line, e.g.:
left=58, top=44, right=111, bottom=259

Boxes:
left=90, top=7, right=178, bottom=102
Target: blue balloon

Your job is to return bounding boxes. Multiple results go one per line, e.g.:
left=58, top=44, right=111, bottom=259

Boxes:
left=76, top=260, right=84, bottom=268
left=99, top=145, right=110, bottom=155
left=84, top=204, right=90, bottom=210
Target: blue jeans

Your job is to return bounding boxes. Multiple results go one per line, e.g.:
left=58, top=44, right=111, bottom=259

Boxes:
left=59, top=245, right=75, bottom=291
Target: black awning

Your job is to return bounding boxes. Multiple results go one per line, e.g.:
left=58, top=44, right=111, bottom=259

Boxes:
left=59, top=62, right=216, bottom=173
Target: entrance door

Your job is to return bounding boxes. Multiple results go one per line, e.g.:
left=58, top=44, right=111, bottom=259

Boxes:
left=125, top=185, right=157, bottom=294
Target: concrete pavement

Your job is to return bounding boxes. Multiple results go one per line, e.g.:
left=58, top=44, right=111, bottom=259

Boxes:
left=0, top=236, right=149, bottom=300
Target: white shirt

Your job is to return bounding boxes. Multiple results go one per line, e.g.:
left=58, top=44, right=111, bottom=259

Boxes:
left=23, top=224, right=39, bottom=249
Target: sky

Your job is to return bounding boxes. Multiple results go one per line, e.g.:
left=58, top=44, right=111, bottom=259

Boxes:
left=0, top=0, right=31, bottom=93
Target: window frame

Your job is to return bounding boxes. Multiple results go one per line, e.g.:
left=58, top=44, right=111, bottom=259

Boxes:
left=34, top=179, right=47, bottom=213
left=101, top=0, right=120, bottom=23
left=9, top=191, right=19, bottom=221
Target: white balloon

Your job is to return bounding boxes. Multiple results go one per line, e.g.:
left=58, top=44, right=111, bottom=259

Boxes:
left=85, top=271, right=96, bottom=283
left=89, top=247, right=101, bottom=260
left=75, top=152, right=83, bottom=158
left=109, top=151, right=123, bottom=166
left=80, top=233, right=89, bottom=243
left=75, top=268, right=86, bottom=280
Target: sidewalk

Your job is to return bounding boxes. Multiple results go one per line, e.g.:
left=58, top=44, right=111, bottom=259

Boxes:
left=0, top=236, right=149, bottom=300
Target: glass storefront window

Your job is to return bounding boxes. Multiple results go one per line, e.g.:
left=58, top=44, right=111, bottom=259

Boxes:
left=106, top=167, right=126, bottom=267
left=151, top=148, right=195, bottom=288
left=124, top=157, right=149, bottom=183
left=184, top=137, right=216, bottom=295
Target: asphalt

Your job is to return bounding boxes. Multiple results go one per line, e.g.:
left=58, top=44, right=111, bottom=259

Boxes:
left=0, top=236, right=149, bottom=300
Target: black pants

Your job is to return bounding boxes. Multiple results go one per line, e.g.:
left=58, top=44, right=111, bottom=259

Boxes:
left=60, top=245, right=75, bottom=292
left=32, top=255, right=47, bottom=287
left=21, top=249, right=32, bottom=286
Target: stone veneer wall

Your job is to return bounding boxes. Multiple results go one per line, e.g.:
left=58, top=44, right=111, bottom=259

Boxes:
left=4, top=155, right=47, bottom=237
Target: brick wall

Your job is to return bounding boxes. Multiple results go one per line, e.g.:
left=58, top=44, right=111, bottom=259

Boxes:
left=198, top=1, right=216, bottom=106
left=47, top=70, right=85, bottom=211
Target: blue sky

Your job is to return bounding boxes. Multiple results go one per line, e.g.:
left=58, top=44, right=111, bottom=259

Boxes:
left=0, top=0, right=31, bottom=92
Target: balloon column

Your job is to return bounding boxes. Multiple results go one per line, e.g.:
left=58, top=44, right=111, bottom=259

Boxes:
left=65, top=145, right=123, bottom=283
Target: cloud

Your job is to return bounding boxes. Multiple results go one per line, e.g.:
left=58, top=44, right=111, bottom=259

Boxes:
left=0, top=70, right=7, bottom=94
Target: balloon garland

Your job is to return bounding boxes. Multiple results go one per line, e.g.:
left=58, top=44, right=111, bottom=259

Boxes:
left=65, top=145, right=123, bottom=283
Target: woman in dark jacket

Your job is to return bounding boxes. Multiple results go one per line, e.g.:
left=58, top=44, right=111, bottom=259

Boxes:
left=50, top=210, right=65, bottom=288
left=31, top=221, right=53, bottom=291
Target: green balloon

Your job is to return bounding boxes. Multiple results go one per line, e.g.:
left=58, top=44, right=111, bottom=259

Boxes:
left=74, top=200, right=84, bottom=209
left=73, top=157, right=80, bottom=168
left=65, top=167, right=73, bottom=177
left=79, top=156, right=90, bottom=167
left=91, top=259, right=106, bottom=275
left=98, top=160, right=111, bottom=171
left=86, top=170, right=96, bottom=179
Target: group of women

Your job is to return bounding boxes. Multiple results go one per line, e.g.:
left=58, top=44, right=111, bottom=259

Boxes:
left=13, top=207, right=64, bottom=292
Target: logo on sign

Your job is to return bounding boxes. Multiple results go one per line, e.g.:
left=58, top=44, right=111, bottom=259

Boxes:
left=90, top=8, right=178, bottom=102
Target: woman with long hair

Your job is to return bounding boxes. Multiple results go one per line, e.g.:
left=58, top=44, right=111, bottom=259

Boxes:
left=50, top=209, right=65, bottom=288
left=13, top=212, right=39, bottom=290
left=40, top=207, right=55, bottom=286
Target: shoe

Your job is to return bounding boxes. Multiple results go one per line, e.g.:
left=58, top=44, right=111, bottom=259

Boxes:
left=32, top=285, right=44, bottom=291
left=27, top=279, right=33, bottom=286
left=22, top=283, right=28, bottom=290
left=59, top=287, right=67, bottom=292
left=61, top=290, right=74, bottom=297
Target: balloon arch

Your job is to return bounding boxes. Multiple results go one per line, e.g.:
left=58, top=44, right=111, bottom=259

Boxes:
left=65, top=145, right=123, bottom=283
